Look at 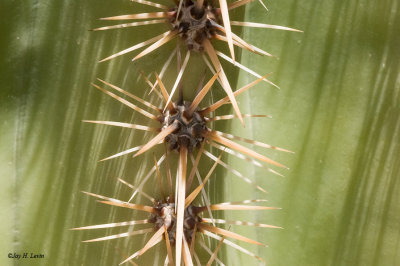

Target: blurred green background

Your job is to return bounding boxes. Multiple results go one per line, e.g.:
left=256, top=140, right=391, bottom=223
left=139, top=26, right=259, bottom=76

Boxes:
left=1, top=0, right=399, bottom=265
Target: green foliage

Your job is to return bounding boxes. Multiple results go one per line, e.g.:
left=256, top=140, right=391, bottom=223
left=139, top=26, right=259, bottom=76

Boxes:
left=227, top=1, right=400, bottom=265
left=1, top=0, right=399, bottom=265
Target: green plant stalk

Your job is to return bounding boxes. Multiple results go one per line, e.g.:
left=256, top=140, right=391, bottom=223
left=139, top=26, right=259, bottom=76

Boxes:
left=1, top=0, right=399, bottom=265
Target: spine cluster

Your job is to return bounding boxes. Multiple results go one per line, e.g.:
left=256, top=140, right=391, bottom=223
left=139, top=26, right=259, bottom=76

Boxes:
left=74, top=0, right=301, bottom=265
